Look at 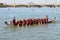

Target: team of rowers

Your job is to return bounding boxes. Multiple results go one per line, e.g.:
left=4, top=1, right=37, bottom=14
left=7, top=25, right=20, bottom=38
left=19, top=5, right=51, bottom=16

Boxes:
left=10, top=15, right=49, bottom=26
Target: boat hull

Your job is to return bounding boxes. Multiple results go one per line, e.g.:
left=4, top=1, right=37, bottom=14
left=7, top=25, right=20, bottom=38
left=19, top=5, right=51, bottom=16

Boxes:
left=4, top=20, right=55, bottom=27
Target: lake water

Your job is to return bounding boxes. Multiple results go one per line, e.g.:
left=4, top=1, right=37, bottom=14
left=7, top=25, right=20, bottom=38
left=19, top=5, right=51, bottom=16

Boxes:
left=0, top=7, right=60, bottom=40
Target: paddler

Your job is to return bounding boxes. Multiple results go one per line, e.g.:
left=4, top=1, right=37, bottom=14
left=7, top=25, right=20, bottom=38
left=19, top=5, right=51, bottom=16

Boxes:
left=37, top=19, right=41, bottom=25
left=22, top=19, right=26, bottom=26
left=25, top=19, right=29, bottom=26
left=40, top=18, right=43, bottom=24
left=45, top=15, right=48, bottom=23
left=10, top=21, right=13, bottom=25
left=43, top=18, right=46, bottom=24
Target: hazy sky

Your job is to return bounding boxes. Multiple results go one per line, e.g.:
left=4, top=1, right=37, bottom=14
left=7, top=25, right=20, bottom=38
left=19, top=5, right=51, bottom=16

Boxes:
left=0, top=0, right=60, bottom=4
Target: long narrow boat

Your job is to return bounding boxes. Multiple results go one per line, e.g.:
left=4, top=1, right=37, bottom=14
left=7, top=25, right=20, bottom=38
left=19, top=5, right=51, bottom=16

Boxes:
left=4, top=19, right=55, bottom=27
left=4, top=16, right=56, bottom=27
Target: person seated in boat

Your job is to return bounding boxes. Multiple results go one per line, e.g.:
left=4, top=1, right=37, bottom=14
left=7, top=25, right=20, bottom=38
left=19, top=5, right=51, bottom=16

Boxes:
left=18, top=20, right=22, bottom=26
left=10, top=21, right=13, bottom=25
left=40, top=18, right=43, bottom=24
left=30, top=19, right=34, bottom=25
left=27, top=19, right=31, bottom=25
left=32, top=19, right=34, bottom=25
left=42, top=18, right=47, bottom=24
left=25, top=19, right=29, bottom=26
left=33, top=19, right=37, bottom=24
left=29, top=19, right=34, bottom=25
left=45, top=15, right=48, bottom=23
left=37, top=19, right=41, bottom=25
left=34, top=19, right=38, bottom=24
left=22, top=19, right=26, bottom=26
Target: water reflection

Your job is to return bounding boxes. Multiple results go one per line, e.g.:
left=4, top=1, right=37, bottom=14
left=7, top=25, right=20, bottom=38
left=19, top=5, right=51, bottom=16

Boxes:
left=4, top=24, right=49, bottom=32
left=5, top=26, right=19, bottom=32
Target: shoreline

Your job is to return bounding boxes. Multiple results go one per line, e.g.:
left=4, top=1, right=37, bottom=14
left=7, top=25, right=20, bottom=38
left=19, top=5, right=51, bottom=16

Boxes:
left=0, top=3, right=60, bottom=8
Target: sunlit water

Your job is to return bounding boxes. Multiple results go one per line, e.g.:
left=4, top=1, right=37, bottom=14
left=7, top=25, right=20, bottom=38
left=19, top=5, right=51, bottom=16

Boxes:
left=0, top=7, right=60, bottom=40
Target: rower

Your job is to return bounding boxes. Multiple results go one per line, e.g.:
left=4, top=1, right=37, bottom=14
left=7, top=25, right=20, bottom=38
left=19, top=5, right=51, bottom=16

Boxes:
left=19, top=20, right=22, bottom=26
left=37, top=19, right=40, bottom=25
left=10, top=21, right=13, bottom=25
left=43, top=18, right=46, bottom=24
left=45, top=15, right=48, bottom=23
left=25, top=19, right=29, bottom=26
left=22, top=19, right=26, bottom=26
left=40, top=18, right=43, bottom=24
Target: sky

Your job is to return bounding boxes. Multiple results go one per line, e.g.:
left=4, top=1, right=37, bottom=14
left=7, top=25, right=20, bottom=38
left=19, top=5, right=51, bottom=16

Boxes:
left=0, top=0, right=60, bottom=4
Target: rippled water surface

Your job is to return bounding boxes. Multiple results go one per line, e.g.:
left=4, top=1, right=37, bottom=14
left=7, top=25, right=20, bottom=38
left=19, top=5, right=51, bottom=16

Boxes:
left=0, top=8, right=60, bottom=40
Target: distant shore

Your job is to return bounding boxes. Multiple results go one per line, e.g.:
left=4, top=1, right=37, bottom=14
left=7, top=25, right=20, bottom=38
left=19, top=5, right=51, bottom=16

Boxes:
left=0, top=3, right=60, bottom=8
